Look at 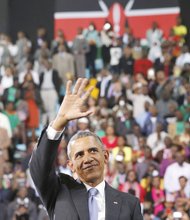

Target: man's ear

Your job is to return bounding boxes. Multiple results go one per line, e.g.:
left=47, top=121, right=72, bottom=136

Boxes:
left=67, top=160, right=75, bottom=173
left=103, top=150, right=109, bottom=165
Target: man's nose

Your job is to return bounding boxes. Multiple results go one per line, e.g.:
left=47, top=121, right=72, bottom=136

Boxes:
left=83, top=153, right=93, bottom=163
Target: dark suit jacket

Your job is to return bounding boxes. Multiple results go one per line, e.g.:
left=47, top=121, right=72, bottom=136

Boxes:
left=29, top=129, right=143, bottom=220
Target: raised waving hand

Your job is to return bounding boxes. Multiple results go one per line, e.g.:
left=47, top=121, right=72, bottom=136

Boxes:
left=52, top=78, right=94, bottom=131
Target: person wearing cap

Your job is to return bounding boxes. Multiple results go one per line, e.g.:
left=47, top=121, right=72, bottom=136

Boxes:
left=29, top=78, right=143, bottom=220
left=77, top=117, right=90, bottom=131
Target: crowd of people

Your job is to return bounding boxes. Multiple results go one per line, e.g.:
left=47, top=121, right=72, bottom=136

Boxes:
left=0, top=15, right=190, bottom=220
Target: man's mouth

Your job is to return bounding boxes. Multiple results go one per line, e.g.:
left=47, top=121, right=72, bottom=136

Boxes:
left=83, top=164, right=97, bottom=170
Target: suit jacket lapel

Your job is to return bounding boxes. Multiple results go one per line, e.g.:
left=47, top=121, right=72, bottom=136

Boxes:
left=70, top=183, right=89, bottom=220
left=105, top=183, right=122, bottom=220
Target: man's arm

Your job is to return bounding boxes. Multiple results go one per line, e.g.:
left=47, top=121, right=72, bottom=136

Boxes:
left=29, top=78, right=94, bottom=212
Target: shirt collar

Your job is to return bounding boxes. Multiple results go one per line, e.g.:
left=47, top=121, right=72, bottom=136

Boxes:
left=83, top=180, right=105, bottom=198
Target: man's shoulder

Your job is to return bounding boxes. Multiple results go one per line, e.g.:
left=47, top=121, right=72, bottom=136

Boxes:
left=166, top=162, right=178, bottom=170
left=106, top=183, right=138, bottom=204
left=58, top=173, right=84, bottom=189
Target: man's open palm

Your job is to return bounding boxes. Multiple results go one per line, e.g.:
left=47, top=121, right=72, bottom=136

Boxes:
left=52, top=78, right=94, bottom=130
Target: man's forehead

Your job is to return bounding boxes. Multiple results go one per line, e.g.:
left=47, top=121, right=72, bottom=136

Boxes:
left=70, top=136, right=102, bottom=151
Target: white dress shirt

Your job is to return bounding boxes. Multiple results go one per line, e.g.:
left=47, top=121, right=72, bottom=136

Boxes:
left=46, top=124, right=63, bottom=140
left=84, top=181, right=106, bottom=220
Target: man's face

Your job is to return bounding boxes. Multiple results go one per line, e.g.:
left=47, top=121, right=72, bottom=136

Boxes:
left=68, top=136, right=109, bottom=186
left=175, top=152, right=184, bottom=166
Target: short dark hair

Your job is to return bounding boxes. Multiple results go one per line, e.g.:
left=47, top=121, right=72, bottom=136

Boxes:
left=67, top=130, right=104, bottom=159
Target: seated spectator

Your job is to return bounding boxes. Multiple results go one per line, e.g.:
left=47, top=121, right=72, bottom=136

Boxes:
left=157, top=199, right=174, bottom=220
left=164, top=151, right=190, bottom=198
left=126, top=124, right=143, bottom=151
left=174, top=176, right=190, bottom=211
left=159, top=138, right=178, bottom=176
left=134, top=49, right=153, bottom=78
left=101, top=125, right=118, bottom=150
left=107, top=75, right=125, bottom=108
left=19, top=60, right=39, bottom=86
left=120, top=169, right=145, bottom=203
left=142, top=104, right=164, bottom=136
left=115, top=108, right=137, bottom=136
left=7, top=186, right=37, bottom=220
left=175, top=45, right=190, bottom=69
left=2, top=76, right=20, bottom=104
left=151, top=171, right=165, bottom=216
left=111, top=136, right=132, bottom=164
left=154, top=52, right=174, bottom=78
left=0, top=66, right=14, bottom=91
left=179, top=92, right=190, bottom=122
left=126, top=79, right=153, bottom=120
left=147, top=122, right=169, bottom=157
left=0, top=127, right=11, bottom=161
left=56, top=149, right=72, bottom=176
left=179, top=122, right=190, bottom=147
left=136, top=146, right=159, bottom=181
left=108, top=152, right=127, bottom=190
left=156, top=90, right=178, bottom=120
left=148, top=41, right=162, bottom=63
left=2, top=101, right=20, bottom=137
left=0, top=103, right=12, bottom=138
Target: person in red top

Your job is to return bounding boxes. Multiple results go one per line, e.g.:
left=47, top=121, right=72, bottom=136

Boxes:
left=101, top=125, right=118, bottom=150
left=134, top=49, right=153, bottom=78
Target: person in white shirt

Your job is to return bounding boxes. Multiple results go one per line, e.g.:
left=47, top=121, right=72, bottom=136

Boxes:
left=29, top=78, right=143, bottom=220
left=175, top=45, right=190, bottom=68
left=19, top=60, right=39, bottom=85
left=164, top=151, right=190, bottom=197
left=127, top=83, right=154, bottom=120
left=0, top=66, right=14, bottom=90
left=146, top=122, right=169, bottom=157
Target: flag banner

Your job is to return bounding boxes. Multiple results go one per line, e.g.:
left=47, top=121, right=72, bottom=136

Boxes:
left=54, top=0, right=179, bottom=40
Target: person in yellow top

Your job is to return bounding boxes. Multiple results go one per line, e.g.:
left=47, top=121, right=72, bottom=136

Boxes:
left=173, top=15, right=187, bottom=44
left=111, top=136, right=132, bottom=163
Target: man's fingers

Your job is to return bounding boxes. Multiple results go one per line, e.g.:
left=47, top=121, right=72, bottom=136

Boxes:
left=78, top=78, right=89, bottom=96
left=82, top=86, right=94, bottom=101
left=72, top=78, right=83, bottom=94
left=65, top=80, right=72, bottom=95
left=79, top=110, right=94, bottom=118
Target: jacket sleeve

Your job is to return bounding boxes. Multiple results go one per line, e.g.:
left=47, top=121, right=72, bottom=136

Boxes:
left=29, top=129, right=62, bottom=213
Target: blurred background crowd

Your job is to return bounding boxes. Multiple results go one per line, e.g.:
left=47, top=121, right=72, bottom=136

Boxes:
left=0, top=15, right=190, bottom=220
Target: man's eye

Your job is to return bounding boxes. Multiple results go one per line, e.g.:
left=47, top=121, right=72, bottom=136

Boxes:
left=75, top=152, right=83, bottom=158
left=90, top=148, right=98, bottom=153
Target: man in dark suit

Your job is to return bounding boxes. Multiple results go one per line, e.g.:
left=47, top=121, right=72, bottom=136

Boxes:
left=29, top=78, right=143, bottom=220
